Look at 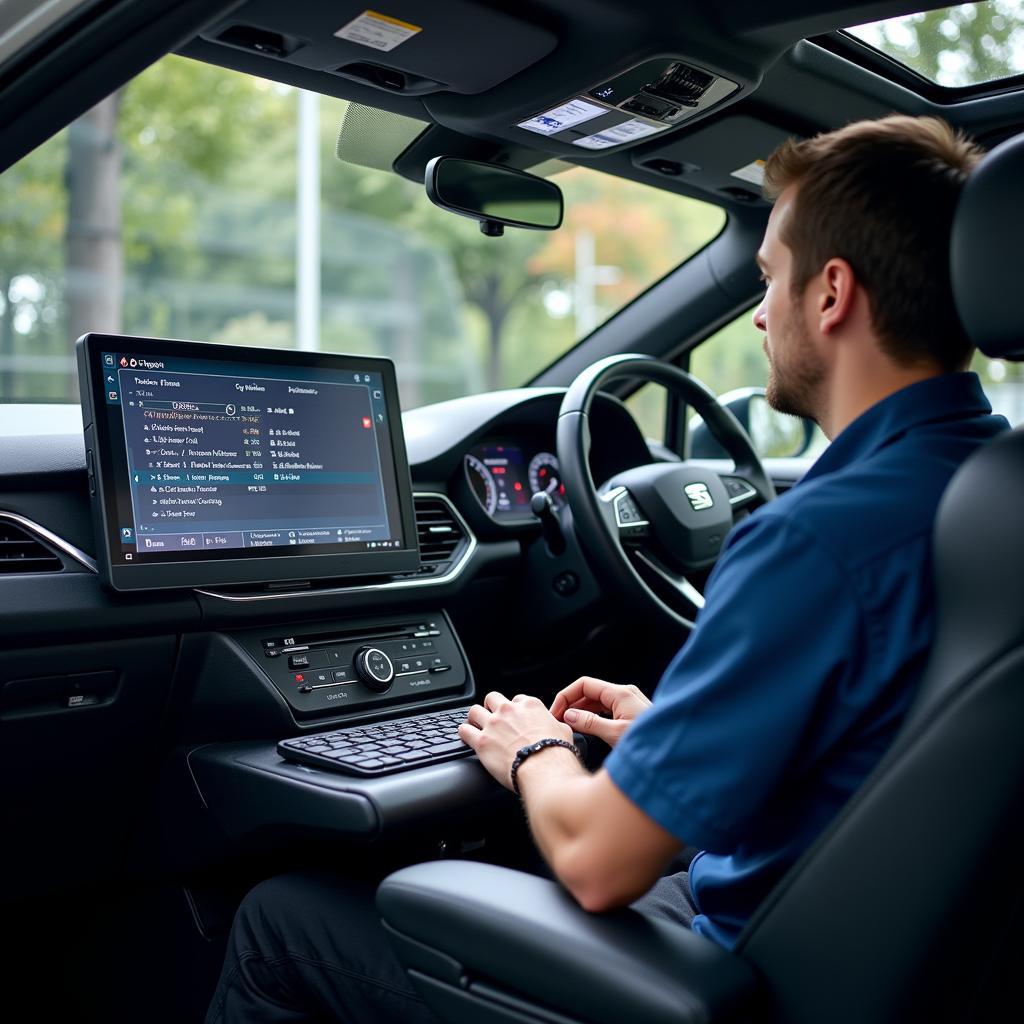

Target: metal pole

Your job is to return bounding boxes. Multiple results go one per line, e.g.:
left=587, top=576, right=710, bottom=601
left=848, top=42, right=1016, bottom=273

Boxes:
left=296, top=90, right=321, bottom=351
left=574, top=229, right=595, bottom=339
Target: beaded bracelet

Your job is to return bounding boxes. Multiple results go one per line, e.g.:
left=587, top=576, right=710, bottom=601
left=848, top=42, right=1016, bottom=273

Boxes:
left=510, top=737, right=582, bottom=797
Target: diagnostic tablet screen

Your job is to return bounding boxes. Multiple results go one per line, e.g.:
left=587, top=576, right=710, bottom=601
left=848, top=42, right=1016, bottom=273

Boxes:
left=79, top=334, right=419, bottom=591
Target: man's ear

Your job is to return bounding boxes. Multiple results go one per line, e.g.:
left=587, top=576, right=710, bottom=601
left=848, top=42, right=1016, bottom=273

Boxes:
left=816, top=257, right=857, bottom=336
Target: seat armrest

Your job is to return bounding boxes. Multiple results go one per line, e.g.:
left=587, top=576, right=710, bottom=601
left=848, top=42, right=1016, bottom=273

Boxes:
left=378, top=861, right=763, bottom=1024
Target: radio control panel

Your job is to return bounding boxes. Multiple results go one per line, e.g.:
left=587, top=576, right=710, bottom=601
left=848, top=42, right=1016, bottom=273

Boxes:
left=231, top=610, right=471, bottom=719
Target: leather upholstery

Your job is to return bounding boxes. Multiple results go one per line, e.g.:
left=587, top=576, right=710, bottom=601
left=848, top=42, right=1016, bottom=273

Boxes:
left=951, top=131, right=1024, bottom=359
left=736, top=427, right=1024, bottom=1023
left=377, top=860, right=762, bottom=1024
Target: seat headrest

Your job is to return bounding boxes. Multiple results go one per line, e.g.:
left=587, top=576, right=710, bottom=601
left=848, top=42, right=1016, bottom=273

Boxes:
left=951, top=132, right=1024, bottom=361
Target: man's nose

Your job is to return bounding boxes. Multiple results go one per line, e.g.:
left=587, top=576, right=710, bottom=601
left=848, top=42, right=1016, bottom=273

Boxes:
left=752, top=303, right=767, bottom=332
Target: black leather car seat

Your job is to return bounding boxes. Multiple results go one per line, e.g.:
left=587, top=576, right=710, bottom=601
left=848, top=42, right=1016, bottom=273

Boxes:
left=376, top=131, right=1024, bottom=1024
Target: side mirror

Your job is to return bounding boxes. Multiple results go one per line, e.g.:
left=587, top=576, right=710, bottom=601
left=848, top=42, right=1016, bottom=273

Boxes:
left=425, top=156, right=563, bottom=236
left=689, top=387, right=815, bottom=459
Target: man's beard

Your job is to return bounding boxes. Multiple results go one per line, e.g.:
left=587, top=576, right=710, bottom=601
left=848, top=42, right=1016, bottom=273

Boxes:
left=764, top=309, right=824, bottom=423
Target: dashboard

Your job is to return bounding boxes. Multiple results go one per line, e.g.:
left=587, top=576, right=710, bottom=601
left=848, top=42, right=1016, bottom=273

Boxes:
left=0, top=382, right=668, bottom=895
left=464, top=443, right=565, bottom=519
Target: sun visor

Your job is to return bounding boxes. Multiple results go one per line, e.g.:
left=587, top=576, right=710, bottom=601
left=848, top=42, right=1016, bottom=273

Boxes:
left=201, top=0, right=556, bottom=97
left=335, top=104, right=429, bottom=171
left=629, top=115, right=798, bottom=205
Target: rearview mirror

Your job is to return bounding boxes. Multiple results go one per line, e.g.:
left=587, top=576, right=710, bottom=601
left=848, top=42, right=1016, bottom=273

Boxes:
left=425, top=156, right=563, bottom=236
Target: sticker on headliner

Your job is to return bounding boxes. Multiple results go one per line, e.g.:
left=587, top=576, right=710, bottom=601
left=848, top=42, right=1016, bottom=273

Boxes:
left=730, top=159, right=766, bottom=186
left=335, top=10, right=422, bottom=52
left=518, top=98, right=605, bottom=136
left=573, top=118, right=665, bottom=149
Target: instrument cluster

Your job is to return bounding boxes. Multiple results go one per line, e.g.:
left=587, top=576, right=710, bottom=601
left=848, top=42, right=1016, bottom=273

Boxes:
left=463, top=443, right=565, bottom=520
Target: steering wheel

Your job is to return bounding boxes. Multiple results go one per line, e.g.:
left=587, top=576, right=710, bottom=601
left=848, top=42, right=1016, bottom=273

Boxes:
left=557, top=353, right=776, bottom=632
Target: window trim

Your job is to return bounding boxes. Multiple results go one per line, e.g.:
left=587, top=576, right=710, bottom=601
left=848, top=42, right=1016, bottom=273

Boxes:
left=811, top=32, right=1024, bottom=104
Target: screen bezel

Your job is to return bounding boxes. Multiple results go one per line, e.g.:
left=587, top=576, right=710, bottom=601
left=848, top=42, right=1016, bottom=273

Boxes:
left=78, top=332, right=420, bottom=592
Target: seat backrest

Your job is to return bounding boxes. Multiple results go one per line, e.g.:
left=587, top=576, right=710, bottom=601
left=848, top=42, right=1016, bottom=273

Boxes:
left=733, top=131, right=1024, bottom=1024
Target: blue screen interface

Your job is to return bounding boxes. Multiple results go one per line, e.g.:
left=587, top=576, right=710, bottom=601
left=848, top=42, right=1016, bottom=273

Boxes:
left=100, top=349, right=406, bottom=562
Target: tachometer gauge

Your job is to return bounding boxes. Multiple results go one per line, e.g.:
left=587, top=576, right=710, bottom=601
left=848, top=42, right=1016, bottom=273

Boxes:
left=528, top=451, right=565, bottom=509
left=464, top=454, right=497, bottom=515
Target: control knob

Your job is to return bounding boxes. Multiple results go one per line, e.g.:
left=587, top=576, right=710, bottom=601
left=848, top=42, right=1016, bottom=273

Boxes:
left=354, top=646, right=395, bottom=692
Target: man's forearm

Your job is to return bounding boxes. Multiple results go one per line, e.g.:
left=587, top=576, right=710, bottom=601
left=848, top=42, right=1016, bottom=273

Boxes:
left=515, top=747, right=609, bottom=907
left=457, top=692, right=683, bottom=912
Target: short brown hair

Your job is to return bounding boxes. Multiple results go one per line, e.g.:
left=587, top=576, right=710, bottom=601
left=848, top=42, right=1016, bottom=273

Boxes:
left=763, top=116, right=983, bottom=372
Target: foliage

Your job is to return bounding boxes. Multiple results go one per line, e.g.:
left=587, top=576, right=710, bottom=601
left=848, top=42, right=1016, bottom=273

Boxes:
left=2, top=6, right=1023, bottom=409
left=849, top=2, right=1024, bottom=87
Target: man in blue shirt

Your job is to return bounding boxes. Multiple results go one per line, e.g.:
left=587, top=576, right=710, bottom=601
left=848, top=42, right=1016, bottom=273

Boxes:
left=458, top=114, right=1007, bottom=947
left=207, top=116, right=1007, bottom=1021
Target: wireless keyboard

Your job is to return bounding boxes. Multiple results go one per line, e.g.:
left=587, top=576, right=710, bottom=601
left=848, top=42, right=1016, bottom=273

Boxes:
left=278, top=704, right=474, bottom=776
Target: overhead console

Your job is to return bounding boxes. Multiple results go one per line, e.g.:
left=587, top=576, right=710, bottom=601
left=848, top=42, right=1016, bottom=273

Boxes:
left=515, top=58, right=737, bottom=153
left=77, top=333, right=419, bottom=592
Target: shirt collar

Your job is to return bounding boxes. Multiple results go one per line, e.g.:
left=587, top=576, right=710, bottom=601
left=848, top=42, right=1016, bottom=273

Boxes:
left=802, top=372, right=992, bottom=483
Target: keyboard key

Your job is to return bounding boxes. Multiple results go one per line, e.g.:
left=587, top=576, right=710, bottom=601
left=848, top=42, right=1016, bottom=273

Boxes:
left=427, top=740, right=468, bottom=756
left=396, top=750, right=430, bottom=762
left=354, top=758, right=384, bottom=769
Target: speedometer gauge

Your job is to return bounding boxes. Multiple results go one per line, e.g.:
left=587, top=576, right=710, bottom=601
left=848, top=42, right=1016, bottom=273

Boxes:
left=464, top=454, right=497, bottom=515
left=528, top=451, right=565, bottom=510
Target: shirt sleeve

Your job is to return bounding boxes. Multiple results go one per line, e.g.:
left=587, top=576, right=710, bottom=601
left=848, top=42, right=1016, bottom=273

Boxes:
left=604, top=510, right=865, bottom=853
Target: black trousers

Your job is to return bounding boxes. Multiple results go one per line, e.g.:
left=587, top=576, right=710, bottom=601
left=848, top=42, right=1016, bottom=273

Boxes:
left=205, top=868, right=698, bottom=1024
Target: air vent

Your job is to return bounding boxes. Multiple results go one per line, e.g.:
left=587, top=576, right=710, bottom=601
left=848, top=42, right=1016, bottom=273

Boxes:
left=0, top=521, right=62, bottom=574
left=414, top=496, right=466, bottom=567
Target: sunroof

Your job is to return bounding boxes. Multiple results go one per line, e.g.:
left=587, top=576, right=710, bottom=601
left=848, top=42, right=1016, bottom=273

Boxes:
left=846, top=2, right=1024, bottom=88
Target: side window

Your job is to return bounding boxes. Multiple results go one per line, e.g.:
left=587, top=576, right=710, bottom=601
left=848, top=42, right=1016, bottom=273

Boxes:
left=624, top=313, right=765, bottom=447
left=972, top=353, right=1024, bottom=427
left=626, top=312, right=1019, bottom=456
left=687, top=307, right=827, bottom=459
left=689, top=308, right=766, bottom=396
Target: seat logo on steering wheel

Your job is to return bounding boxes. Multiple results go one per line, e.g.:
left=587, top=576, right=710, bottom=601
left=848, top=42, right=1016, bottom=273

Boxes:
left=684, top=483, right=715, bottom=510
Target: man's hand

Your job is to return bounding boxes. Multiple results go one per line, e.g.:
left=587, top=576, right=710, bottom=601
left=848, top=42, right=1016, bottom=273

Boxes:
left=550, top=676, right=652, bottom=747
left=459, top=691, right=574, bottom=790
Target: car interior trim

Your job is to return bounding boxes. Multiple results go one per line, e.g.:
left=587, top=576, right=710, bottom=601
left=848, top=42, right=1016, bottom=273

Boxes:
left=0, top=509, right=97, bottom=573
left=194, top=492, right=476, bottom=603
left=633, top=548, right=706, bottom=610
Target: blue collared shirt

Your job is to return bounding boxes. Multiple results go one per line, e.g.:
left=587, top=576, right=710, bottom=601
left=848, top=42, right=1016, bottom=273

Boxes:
left=605, top=372, right=1007, bottom=949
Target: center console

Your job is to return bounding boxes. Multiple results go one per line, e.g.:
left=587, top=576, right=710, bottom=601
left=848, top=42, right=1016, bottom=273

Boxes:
left=177, top=607, right=491, bottom=845
left=73, top=334, right=499, bottom=849
left=230, top=609, right=471, bottom=720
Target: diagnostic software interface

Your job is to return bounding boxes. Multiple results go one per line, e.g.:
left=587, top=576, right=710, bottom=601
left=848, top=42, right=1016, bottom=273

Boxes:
left=97, top=346, right=408, bottom=565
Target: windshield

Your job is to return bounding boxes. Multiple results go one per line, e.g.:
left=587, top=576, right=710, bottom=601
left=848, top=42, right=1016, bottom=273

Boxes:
left=0, top=55, right=725, bottom=410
